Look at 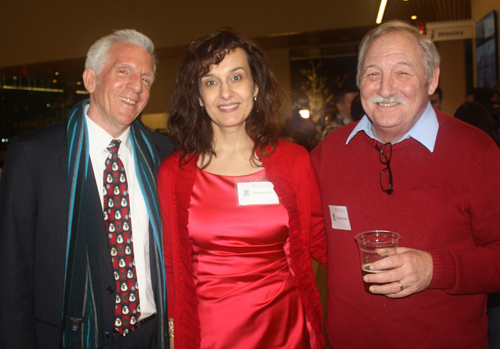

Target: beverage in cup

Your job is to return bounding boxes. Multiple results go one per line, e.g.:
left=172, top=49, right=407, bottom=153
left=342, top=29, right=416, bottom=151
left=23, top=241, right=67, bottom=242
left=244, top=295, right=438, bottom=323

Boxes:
left=355, top=230, right=400, bottom=292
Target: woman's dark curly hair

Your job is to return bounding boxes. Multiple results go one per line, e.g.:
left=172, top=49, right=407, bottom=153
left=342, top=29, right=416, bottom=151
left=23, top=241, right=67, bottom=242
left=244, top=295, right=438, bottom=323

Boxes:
left=167, top=28, right=282, bottom=166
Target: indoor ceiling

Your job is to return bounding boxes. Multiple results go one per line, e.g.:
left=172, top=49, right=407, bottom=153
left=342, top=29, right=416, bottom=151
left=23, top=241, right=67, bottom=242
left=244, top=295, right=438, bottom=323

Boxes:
left=250, top=0, right=472, bottom=54
left=0, top=0, right=473, bottom=89
left=384, top=0, right=471, bottom=26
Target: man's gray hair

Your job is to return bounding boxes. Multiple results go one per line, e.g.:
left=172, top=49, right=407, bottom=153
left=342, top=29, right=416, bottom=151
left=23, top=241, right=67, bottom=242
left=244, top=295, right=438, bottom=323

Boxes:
left=356, top=20, right=440, bottom=87
left=85, top=29, right=157, bottom=76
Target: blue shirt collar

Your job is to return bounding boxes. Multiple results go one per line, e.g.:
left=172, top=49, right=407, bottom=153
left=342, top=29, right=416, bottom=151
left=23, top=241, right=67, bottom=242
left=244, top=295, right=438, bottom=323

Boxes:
left=346, top=101, right=439, bottom=152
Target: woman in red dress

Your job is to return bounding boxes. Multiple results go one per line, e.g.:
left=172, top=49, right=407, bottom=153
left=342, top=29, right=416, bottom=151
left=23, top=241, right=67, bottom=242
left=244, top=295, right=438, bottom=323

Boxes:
left=158, top=28, right=326, bottom=349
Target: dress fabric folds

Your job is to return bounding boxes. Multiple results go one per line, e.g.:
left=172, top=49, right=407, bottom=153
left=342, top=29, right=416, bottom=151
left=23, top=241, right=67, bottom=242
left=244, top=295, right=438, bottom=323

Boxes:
left=188, top=169, right=310, bottom=349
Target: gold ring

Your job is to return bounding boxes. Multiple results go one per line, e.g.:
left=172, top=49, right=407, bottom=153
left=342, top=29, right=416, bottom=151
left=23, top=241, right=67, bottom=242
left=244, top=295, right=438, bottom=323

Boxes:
left=398, top=280, right=404, bottom=292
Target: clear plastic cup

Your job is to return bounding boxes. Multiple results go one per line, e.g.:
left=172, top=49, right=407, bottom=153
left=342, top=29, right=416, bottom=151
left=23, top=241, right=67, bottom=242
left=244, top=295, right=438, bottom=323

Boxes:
left=355, top=230, right=400, bottom=292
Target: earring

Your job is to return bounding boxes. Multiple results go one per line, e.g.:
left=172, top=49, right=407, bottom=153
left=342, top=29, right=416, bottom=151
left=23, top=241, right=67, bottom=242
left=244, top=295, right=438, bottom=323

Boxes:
left=254, top=96, right=257, bottom=102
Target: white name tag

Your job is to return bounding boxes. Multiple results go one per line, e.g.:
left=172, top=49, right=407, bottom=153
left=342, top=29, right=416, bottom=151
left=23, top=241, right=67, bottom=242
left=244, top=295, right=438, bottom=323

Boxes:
left=236, top=181, right=280, bottom=206
left=328, top=205, right=351, bottom=231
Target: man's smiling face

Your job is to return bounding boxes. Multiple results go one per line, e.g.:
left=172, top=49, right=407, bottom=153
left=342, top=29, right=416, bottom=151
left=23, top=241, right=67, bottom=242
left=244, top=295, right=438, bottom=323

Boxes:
left=84, top=42, right=155, bottom=137
left=359, top=31, right=439, bottom=143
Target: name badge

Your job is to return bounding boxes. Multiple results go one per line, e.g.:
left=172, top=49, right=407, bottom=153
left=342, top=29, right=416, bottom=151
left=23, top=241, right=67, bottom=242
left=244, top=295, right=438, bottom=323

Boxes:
left=329, top=205, right=351, bottom=231
left=236, top=181, right=280, bottom=206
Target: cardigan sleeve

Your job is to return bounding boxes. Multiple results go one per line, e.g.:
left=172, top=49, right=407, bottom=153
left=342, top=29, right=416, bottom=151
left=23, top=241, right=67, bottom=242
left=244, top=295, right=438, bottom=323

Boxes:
left=269, top=140, right=327, bottom=266
left=429, top=141, right=500, bottom=294
left=304, top=155, right=328, bottom=266
left=158, top=155, right=201, bottom=348
left=157, top=157, right=176, bottom=318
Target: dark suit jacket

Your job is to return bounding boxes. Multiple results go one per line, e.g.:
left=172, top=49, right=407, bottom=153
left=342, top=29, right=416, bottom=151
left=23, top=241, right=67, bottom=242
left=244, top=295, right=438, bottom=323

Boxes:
left=0, top=120, right=173, bottom=348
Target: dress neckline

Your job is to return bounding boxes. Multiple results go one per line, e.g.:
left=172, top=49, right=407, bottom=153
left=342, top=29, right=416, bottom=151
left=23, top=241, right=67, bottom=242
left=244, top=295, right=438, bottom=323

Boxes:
left=199, top=168, right=265, bottom=179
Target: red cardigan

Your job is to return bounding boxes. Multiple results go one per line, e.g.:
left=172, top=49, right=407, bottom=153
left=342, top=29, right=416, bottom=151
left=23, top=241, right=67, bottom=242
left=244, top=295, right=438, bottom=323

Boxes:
left=158, top=140, right=327, bottom=349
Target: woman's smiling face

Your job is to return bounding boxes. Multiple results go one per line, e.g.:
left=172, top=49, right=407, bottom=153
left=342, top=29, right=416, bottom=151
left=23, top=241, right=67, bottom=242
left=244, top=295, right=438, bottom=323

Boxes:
left=199, top=48, right=259, bottom=133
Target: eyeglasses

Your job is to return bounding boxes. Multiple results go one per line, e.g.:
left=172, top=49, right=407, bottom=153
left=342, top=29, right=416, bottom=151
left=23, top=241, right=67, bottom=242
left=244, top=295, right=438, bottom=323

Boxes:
left=375, top=142, right=393, bottom=194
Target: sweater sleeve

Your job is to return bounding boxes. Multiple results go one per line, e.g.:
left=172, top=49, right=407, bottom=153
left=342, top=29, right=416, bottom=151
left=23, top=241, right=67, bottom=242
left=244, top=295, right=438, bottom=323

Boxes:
left=429, top=142, right=500, bottom=294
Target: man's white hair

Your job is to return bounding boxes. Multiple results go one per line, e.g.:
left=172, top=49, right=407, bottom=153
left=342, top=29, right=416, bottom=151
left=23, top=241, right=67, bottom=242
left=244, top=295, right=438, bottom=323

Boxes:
left=356, top=20, right=440, bottom=87
left=85, top=29, right=157, bottom=76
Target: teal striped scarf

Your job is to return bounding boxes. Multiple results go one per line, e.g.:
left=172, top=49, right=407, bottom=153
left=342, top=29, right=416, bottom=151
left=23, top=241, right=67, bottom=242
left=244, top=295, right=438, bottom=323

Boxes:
left=62, top=100, right=167, bottom=348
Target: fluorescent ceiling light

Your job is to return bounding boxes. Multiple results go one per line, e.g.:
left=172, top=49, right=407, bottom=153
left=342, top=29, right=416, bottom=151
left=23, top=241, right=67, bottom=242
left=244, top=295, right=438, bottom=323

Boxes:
left=376, top=0, right=388, bottom=24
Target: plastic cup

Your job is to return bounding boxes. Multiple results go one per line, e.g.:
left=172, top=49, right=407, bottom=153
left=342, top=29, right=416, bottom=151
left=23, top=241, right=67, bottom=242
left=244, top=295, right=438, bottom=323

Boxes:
left=355, top=230, right=400, bottom=292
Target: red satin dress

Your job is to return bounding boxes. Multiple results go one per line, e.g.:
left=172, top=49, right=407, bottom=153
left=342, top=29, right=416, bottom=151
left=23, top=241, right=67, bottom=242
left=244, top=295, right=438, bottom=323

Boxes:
left=188, top=169, right=311, bottom=349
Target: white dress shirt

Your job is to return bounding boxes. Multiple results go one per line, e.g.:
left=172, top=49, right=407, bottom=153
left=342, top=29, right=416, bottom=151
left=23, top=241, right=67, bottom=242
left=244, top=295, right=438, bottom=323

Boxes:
left=85, top=108, right=155, bottom=320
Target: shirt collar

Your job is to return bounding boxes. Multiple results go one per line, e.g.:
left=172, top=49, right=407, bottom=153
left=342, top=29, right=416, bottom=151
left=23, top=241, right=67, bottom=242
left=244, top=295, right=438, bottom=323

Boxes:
left=84, top=104, right=132, bottom=156
left=346, top=101, right=439, bottom=152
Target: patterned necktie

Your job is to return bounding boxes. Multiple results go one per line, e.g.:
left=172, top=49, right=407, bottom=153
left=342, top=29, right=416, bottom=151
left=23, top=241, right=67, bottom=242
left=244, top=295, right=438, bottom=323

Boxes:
left=103, top=139, right=140, bottom=336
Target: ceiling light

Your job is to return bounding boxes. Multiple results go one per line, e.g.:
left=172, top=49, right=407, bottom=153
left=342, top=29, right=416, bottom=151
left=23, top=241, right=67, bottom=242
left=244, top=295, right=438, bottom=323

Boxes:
left=376, top=0, right=388, bottom=24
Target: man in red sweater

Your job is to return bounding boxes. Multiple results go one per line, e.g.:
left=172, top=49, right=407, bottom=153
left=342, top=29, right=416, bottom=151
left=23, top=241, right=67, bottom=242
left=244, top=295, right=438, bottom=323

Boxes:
left=311, top=20, right=500, bottom=348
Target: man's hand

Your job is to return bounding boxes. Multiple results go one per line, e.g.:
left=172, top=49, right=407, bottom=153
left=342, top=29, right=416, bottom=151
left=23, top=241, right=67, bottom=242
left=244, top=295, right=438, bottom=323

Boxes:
left=363, top=247, right=433, bottom=298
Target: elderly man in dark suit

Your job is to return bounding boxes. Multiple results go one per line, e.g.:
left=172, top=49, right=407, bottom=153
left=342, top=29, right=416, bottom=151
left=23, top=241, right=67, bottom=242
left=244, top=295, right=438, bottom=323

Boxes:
left=0, top=29, right=173, bottom=349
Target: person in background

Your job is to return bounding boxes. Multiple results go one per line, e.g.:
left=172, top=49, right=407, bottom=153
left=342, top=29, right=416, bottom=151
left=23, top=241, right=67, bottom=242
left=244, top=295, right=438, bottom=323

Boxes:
left=429, top=85, right=442, bottom=110
left=288, top=109, right=320, bottom=151
left=0, top=30, right=173, bottom=348
left=311, top=20, right=500, bottom=348
left=158, top=28, right=326, bottom=349
left=465, top=86, right=494, bottom=108
left=466, top=86, right=494, bottom=106
left=320, top=86, right=359, bottom=140
left=454, top=101, right=500, bottom=148
left=350, top=94, right=365, bottom=122
left=465, top=86, right=499, bottom=129
left=491, top=78, right=500, bottom=127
